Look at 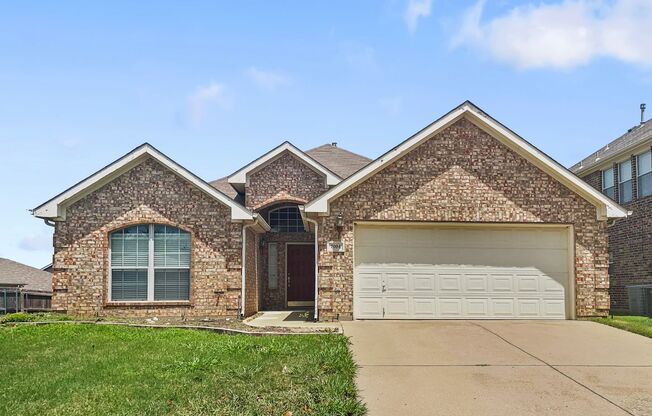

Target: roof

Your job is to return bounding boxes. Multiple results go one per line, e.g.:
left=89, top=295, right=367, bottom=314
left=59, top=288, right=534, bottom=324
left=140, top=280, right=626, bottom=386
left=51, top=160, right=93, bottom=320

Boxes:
left=305, top=101, right=629, bottom=220
left=0, top=258, right=52, bottom=294
left=570, top=120, right=652, bottom=174
left=210, top=143, right=371, bottom=200
left=227, top=142, right=342, bottom=193
left=32, top=143, right=254, bottom=221
left=305, top=144, right=371, bottom=179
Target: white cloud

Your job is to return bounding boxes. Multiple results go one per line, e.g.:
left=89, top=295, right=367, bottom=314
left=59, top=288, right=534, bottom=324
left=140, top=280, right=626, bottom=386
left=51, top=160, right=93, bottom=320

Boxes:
left=187, top=81, right=231, bottom=125
left=246, top=67, right=291, bottom=91
left=405, top=0, right=432, bottom=33
left=453, top=0, right=652, bottom=69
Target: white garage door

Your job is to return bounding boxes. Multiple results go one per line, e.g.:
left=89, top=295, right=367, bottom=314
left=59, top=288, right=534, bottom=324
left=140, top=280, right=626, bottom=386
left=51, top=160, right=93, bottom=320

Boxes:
left=354, top=224, right=571, bottom=320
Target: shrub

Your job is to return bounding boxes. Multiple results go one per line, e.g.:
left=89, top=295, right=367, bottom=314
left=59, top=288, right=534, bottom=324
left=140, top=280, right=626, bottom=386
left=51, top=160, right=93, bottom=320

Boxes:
left=0, top=312, right=35, bottom=323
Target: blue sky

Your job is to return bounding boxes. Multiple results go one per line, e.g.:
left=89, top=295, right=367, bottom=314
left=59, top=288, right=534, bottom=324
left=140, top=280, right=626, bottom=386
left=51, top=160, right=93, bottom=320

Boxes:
left=1, top=0, right=651, bottom=267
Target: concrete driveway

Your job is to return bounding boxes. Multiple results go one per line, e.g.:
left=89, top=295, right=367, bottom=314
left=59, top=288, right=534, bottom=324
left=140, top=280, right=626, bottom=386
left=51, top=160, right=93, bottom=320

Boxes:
left=342, top=320, right=652, bottom=416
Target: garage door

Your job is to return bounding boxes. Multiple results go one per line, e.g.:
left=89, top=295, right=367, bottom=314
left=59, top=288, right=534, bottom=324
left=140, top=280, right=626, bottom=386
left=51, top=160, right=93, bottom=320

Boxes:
left=354, top=224, right=571, bottom=319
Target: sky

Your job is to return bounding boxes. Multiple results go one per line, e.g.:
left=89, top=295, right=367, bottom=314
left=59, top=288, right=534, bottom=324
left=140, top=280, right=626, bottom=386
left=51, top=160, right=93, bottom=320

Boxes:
left=1, top=0, right=651, bottom=268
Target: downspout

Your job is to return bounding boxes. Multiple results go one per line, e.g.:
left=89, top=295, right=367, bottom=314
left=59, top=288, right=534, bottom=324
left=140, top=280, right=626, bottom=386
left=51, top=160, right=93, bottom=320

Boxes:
left=43, top=219, right=55, bottom=227
left=301, top=213, right=319, bottom=322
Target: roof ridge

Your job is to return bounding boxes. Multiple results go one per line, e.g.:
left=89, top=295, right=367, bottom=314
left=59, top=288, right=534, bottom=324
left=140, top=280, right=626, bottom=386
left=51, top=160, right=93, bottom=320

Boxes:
left=304, top=143, right=372, bottom=161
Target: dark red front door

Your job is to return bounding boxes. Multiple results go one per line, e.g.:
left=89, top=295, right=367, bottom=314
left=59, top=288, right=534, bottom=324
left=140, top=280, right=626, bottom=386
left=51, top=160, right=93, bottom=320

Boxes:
left=286, top=244, right=315, bottom=304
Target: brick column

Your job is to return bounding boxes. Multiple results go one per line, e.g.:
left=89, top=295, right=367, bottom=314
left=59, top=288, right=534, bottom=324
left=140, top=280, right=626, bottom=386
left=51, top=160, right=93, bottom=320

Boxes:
left=631, top=154, right=638, bottom=200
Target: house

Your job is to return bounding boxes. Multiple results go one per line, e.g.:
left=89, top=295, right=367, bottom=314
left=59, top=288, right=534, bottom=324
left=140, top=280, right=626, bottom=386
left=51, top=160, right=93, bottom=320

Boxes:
left=32, top=101, right=627, bottom=321
left=0, top=258, right=52, bottom=313
left=570, top=110, right=651, bottom=313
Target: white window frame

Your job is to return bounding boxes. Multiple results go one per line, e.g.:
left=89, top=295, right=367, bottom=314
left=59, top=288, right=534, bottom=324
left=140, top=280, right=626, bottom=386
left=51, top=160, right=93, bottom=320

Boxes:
left=602, top=167, right=615, bottom=199
left=637, top=150, right=652, bottom=198
left=108, top=224, right=191, bottom=303
left=618, top=159, right=633, bottom=203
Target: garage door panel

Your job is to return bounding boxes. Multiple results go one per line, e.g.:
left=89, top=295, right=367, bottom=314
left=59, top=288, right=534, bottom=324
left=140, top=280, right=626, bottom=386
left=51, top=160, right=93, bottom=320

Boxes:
left=385, top=297, right=410, bottom=318
left=412, top=273, right=436, bottom=291
left=357, top=272, right=383, bottom=293
left=357, top=297, right=384, bottom=318
left=438, top=298, right=463, bottom=317
left=413, top=298, right=437, bottom=317
left=465, top=298, right=489, bottom=316
left=354, top=225, right=570, bottom=320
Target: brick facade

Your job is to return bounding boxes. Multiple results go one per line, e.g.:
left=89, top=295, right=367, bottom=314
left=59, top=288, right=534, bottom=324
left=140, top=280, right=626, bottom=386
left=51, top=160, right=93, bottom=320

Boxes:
left=582, top=167, right=652, bottom=312
left=52, top=158, right=245, bottom=318
left=246, top=152, right=328, bottom=210
left=313, top=119, right=610, bottom=320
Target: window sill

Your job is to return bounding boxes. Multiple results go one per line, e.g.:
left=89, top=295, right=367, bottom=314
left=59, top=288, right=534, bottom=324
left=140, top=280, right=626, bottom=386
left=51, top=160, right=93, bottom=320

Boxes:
left=105, top=301, right=191, bottom=308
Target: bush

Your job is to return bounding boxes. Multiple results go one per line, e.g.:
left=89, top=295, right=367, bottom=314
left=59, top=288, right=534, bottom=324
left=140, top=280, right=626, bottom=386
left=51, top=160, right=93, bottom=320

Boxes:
left=0, top=312, right=74, bottom=324
left=0, top=312, right=35, bottom=323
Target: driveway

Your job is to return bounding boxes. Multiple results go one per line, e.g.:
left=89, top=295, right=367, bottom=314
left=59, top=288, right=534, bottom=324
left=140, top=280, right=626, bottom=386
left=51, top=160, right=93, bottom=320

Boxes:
left=342, top=320, right=652, bottom=415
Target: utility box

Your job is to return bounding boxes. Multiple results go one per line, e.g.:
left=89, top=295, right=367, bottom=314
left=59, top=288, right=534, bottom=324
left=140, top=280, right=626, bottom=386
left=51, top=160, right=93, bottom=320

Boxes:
left=627, top=284, right=652, bottom=317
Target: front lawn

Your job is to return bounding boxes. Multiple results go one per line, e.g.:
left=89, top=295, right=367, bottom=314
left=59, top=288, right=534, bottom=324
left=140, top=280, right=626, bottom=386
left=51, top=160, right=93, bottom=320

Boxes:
left=591, top=315, right=652, bottom=338
left=0, top=324, right=365, bottom=416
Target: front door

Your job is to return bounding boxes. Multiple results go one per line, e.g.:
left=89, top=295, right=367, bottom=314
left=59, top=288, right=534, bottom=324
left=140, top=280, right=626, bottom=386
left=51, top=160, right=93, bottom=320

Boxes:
left=286, top=244, right=315, bottom=307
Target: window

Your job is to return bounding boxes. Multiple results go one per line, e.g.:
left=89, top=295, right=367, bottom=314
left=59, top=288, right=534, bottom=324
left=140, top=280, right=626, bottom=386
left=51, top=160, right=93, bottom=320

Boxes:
left=638, top=151, right=652, bottom=198
left=618, top=160, right=632, bottom=203
left=602, top=168, right=615, bottom=199
left=110, top=225, right=190, bottom=302
left=269, top=206, right=305, bottom=233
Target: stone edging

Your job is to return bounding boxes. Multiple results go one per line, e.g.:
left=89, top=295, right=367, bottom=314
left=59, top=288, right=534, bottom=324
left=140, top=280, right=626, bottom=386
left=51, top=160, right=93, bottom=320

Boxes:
left=0, top=320, right=340, bottom=336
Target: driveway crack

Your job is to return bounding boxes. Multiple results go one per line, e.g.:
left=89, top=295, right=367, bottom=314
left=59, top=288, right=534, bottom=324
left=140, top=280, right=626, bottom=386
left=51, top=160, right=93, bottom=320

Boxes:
left=470, top=322, right=635, bottom=416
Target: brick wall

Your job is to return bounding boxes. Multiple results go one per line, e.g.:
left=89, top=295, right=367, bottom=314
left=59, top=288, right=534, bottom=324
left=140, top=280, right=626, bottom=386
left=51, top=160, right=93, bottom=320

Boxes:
left=581, top=163, right=652, bottom=312
left=52, top=158, right=245, bottom=318
left=314, top=118, right=609, bottom=320
left=243, top=228, right=258, bottom=317
left=246, top=152, right=328, bottom=210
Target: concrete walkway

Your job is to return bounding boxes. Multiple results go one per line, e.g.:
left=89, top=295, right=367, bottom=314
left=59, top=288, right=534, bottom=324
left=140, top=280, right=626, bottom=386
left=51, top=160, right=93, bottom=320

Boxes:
left=342, top=320, right=652, bottom=416
left=245, top=311, right=342, bottom=331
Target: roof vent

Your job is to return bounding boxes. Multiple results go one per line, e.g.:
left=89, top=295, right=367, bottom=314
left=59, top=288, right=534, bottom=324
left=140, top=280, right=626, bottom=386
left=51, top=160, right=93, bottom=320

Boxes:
left=641, top=103, right=647, bottom=125
left=331, top=142, right=337, bottom=147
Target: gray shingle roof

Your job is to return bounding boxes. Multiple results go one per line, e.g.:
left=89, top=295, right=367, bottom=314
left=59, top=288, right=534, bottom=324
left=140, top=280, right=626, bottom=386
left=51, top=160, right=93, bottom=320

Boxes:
left=0, top=258, right=52, bottom=294
left=305, top=144, right=372, bottom=179
left=570, top=120, right=652, bottom=173
left=209, top=144, right=371, bottom=200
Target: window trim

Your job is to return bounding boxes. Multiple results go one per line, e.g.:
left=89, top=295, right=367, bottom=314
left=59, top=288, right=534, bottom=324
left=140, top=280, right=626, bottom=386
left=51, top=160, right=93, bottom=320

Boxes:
left=618, top=159, right=633, bottom=203
left=637, top=150, right=652, bottom=198
left=268, top=205, right=306, bottom=233
left=108, top=224, right=191, bottom=303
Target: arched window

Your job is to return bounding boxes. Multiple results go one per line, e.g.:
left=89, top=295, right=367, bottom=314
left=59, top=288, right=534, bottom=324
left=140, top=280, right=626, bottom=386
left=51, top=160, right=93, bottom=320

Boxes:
left=269, top=206, right=305, bottom=233
left=109, top=224, right=190, bottom=301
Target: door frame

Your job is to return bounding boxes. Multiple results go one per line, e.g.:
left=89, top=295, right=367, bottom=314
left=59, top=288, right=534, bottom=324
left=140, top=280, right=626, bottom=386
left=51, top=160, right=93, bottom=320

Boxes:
left=285, top=242, right=316, bottom=308
left=352, top=221, right=576, bottom=320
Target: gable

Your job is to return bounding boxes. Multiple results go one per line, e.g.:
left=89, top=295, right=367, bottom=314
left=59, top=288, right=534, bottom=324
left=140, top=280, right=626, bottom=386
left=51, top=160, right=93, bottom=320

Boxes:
left=329, top=118, right=596, bottom=223
left=32, top=143, right=253, bottom=221
left=246, top=152, right=328, bottom=210
left=305, top=102, right=628, bottom=220
left=227, top=142, right=341, bottom=193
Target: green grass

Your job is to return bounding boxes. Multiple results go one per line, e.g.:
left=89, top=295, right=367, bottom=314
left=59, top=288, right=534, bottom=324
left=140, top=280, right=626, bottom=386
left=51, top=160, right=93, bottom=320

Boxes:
left=591, top=315, right=652, bottom=338
left=0, top=324, right=365, bottom=416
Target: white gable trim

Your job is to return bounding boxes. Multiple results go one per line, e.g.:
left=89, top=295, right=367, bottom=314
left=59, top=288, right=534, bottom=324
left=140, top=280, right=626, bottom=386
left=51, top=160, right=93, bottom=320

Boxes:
left=32, top=143, right=253, bottom=221
left=227, top=141, right=341, bottom=192
left=304, top=102, right=629, bottom=220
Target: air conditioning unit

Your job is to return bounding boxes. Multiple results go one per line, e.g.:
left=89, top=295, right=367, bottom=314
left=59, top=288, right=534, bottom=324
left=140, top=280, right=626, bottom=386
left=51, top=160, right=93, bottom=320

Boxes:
left=627, top=284, right=652, bottom=317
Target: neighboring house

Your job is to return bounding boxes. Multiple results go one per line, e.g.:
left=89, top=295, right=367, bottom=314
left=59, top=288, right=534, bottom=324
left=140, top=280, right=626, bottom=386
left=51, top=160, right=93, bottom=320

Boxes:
left=32, top=101, right=627, bottom=321
left=571, top=116, right=652, bottom=313
left=0, top=258, right=52, bottom=313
